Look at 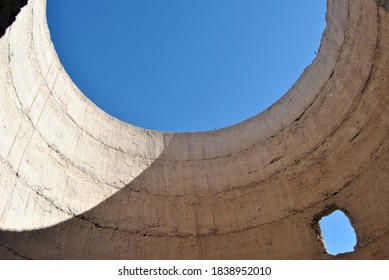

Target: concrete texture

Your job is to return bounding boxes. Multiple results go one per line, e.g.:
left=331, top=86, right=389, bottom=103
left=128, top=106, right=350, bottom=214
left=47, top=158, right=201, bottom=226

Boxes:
left=0, top=0, right=388, bottom=259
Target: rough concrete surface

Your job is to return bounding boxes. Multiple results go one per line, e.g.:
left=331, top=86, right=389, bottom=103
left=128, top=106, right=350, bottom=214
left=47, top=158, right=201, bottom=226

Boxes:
left=0, top=0, right=388, bottom=259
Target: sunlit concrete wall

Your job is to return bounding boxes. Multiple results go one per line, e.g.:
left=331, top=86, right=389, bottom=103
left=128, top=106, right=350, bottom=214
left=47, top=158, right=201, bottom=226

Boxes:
left=0, top=0, right=388, bottom=259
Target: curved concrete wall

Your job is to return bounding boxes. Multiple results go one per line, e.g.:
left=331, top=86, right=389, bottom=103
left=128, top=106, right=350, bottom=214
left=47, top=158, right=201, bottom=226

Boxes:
left=0, top=0, right=388, bottom=259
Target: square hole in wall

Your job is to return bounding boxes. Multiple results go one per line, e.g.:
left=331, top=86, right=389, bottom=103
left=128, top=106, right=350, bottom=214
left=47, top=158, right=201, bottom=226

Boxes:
left=319, top=210, right=357, bottom=255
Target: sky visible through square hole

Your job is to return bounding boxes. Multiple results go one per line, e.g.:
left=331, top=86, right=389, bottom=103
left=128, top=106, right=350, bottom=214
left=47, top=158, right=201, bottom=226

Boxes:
left=47, top=0, right=327, bottom=132
left=319, top=210, right=357, bottom=255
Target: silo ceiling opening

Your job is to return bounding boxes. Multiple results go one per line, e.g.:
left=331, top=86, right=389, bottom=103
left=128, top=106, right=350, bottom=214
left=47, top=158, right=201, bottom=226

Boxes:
left=0, top=0, right=388, bottom=259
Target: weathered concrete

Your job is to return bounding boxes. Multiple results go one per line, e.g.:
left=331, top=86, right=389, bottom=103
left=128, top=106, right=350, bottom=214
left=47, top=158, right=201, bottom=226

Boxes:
left=0, top=0, right=388, bottom=259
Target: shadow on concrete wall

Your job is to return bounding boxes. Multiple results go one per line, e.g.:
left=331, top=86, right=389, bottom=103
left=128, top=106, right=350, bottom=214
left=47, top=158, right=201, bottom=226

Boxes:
left=0, top=156, right=200, bottom=259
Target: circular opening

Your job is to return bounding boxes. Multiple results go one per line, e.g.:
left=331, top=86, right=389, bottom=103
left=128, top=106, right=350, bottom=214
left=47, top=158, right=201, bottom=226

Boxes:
left=47, top=0, right=326, bottom=132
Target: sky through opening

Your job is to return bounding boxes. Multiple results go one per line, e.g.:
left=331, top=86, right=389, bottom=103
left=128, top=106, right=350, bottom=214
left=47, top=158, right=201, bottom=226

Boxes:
left=48, top=0, right=326, bottom=132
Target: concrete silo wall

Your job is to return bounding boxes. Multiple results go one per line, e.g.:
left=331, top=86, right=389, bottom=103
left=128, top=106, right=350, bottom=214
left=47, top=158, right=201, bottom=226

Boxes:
left=0, top=0, right=388, bottom=259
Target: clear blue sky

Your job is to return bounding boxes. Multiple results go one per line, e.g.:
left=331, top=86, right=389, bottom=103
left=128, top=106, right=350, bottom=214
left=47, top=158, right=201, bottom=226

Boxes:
left=47, top=0, right=357, bottom=256
left=320, top=211, right=357, bottom=255
left=47, top=0, right=326, bottom=132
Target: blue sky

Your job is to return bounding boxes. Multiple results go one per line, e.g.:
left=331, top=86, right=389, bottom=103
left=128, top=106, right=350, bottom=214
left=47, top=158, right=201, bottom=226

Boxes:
left=320, top=211, right=357, bottom=255
left=47, top=0, right=326, bottom=132
left=47, top=0, right=357, bottom=256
